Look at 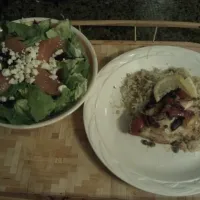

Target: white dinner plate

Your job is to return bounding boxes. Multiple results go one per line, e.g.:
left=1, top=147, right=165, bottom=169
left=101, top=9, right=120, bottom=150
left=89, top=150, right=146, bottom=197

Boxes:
left=83, top=46, right=200, bottom=196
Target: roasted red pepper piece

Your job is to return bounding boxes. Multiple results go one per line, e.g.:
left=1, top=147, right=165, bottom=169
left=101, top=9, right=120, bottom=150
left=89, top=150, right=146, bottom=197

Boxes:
left=130, top=116, right=145, bottom=135
left=176, top=89, right=190, bottom=100
left=167, top=107, right=185, bottom=118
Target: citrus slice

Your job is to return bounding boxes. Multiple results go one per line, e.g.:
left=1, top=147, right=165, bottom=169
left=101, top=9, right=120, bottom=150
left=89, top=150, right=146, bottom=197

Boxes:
left=154, top=74, right=197, bottom=102
left=154, top=75, right=179, bottom=102
left=177, top=75, right=197, bottom=98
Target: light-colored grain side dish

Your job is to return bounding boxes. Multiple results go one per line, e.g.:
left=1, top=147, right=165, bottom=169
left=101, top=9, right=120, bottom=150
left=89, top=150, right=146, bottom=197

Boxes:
left=120, top=67, right=200, bottom=153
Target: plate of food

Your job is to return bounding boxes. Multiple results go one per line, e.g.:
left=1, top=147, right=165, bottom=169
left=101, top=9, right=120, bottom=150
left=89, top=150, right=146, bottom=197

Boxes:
left=0, top=17, right=97, bottom=129
left=83, top=45, right=200, bottom=196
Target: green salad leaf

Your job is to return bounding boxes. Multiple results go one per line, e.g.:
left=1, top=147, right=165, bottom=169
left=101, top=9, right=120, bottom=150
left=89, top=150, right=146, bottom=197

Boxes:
left=0, top=118, right=8, bottom=124
left=14, top=99, right=33, bottom=123
left=67, top=73, right=88, bottom=100
left=0, top=105, right=13, bottom=122
left=64, top=32, right=84, bottom=58
left=54, top=87, right=71, bottom=112
left=76, top=59, right=90, bottom=78
left=0, top=83, right=28, bottom=98
left=6, top=22, right=34, bottom=38
left=5, top=20, right=51, bottom=47
left=27, top=86, right=55, bottom=122
left=57, top=58, right=90, bottom=84
left=46, top=20, right=71, bottom=40
left=56, top=57, right=89, bottom=101
left=14, top=99, right=29, bottom=116
left=38, top=19, right=51, bottom=32
left=0, top=103, right=33, bottom=125
left=57, top=58, right=83, bottom=83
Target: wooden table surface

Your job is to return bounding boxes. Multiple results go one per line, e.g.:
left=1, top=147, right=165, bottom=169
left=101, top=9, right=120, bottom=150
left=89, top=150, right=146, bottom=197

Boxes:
left=0, top=41, right=200, bottom=200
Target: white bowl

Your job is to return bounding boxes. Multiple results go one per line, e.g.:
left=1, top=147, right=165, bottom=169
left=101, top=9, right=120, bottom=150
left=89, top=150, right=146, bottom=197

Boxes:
left=0, top=17, right=98, bottom=129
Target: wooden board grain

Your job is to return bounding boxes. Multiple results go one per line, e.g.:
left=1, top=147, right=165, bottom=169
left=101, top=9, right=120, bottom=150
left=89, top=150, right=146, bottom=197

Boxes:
left=72, top=20, right=200, bottom=29
left=0, top=41, right=200, bottom=200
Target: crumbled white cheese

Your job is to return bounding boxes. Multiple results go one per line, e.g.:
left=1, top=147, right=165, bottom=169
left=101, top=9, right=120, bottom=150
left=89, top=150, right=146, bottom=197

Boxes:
left=14, top=74, right=20, bottom=80
left=25, top=55, right=32, bottom=63
left=15, top=52, right=20, bottom=58
left=35, top=47, right=39, bottom=52
left=27, top=77, right=35, bottom=84
left=16, top=59, right=22, bottom=64
left=25, top=74, right=30, bottom=79
left=15, top=64, right=21, bottom=70
left=0, top=96, right=7, bottom=102
left=1, top=42, right=5, bottom=48
left=51, top=69, right=58, bottom=75
left=49, top=58, right=57, bottom=68
left=58, top=85, right=67, bottom=92
left=20, top=65, right=25, bottom=70
left=35, top=60, right=41, bottom=66
left=7, top=59, right=13, bottom=65
left=32, top=69, right=38, bottom=76
left=10, top=69, right=18, bottom=75
left=2, top=69, right=11, bottom=77
left=53, top=49, right=63, bottom=57
left=9, top=96, right=15, bottom=101
left=30, top=51, right=37, bottom=59
left=26, top=63, right=33, bottom=69
left=2, top=47, right=8, bottom=54
left=25, top=68, right=31, bottom=74
left=9, top=78, right=18, bottom=84
left=11, top=55, right=16, bottom=60
left=9, top=51, right=15, bottom=56
left=19, top=76, right=25, bottom=83
left=41, top=62, right=51, bottom=70
left=49, top=74, right=58, bottom=80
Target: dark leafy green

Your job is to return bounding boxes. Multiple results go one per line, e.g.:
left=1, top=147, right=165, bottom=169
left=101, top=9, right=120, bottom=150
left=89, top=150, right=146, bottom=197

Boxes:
left=5, top=20, right=51, bottom=46
left=57, top=58, right=89, bottom=83
left=67, top=73, right=88, bottom=100
left=38, top=19, right=51, bottom=32
left=46, top=20, right=71, bottom=40
left=64, top=32, right=84, bottom=58
left=0, top=104, right=33, bottom=125
left=54, top=87, right=71, bottom=112
left=14, top=99, right=33, bottom=122
left=1, top=83, right=28, bottom=98
left=27, top=86, right=55, bottom=122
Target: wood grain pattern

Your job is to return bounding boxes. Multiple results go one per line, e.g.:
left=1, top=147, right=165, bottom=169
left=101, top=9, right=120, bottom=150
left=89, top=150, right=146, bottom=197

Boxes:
left=72, top=20, right=200, bottom=29
left=0, top=40, right=200, bottom=200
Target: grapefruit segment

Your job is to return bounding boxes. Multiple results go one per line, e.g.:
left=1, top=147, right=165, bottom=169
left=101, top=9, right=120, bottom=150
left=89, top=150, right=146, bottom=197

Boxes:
left=37, top=36, right=63, bottom=62
left=4, top=37, right=25, bottom=53
left=35, top=68, right=61, bottom=96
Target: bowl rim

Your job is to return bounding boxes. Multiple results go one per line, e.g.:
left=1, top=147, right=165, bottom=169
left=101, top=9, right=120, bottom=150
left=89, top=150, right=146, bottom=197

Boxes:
left=0, top=17, right=98, bottom=129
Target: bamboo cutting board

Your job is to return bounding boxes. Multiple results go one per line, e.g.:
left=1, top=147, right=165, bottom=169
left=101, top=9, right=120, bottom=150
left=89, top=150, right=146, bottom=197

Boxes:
left=0, top=40, right=200, bottom=200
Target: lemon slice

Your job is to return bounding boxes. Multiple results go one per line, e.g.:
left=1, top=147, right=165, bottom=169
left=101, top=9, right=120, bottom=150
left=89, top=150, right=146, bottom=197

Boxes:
left=154, top=75, right=179, bottom=102
left=154, top=74, right=197, bottom=102
left=177, top=75, right=197, bottom=98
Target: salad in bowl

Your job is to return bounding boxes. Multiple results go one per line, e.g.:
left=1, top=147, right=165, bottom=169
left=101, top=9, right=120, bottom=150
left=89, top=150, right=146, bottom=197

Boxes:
left=0, top=18, right=97, bottom=128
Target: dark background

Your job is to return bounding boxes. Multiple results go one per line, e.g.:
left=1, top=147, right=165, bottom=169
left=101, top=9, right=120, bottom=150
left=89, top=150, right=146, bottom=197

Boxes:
left=0, top=0, right=200, bottom=42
